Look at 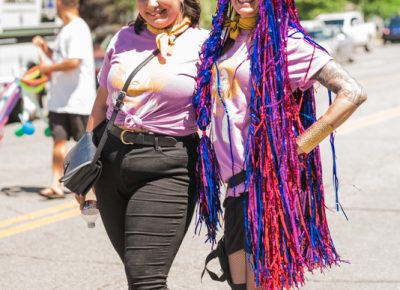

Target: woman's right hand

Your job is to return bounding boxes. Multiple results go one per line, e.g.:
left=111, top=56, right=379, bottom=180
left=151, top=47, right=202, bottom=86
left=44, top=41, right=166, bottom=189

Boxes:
left=75, top=194, right=86, bottom=211
left=75, top=188, right=97, bottom=210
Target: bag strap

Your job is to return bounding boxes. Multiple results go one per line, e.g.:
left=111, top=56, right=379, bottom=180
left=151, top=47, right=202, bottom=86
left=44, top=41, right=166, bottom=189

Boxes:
left=201, top=248, right=228, bottom=282
left=92, top=49, right=160, bottom=163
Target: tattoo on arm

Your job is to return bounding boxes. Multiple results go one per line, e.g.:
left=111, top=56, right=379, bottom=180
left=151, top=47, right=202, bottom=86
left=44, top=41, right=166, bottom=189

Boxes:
left=315, top=60, right=367, bottom=106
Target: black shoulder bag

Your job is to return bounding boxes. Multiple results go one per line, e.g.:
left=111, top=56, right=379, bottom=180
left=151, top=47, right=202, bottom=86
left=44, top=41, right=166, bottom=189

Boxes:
left=60, top=49, right=159, bottom=195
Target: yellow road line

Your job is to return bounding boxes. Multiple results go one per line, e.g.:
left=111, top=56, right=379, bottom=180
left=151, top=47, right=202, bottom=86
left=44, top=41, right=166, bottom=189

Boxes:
left=0, top=208, right=80, bottom=239
left=337, top=106, right=400, bottom=135
left=0, top=201, right=76, bottom=228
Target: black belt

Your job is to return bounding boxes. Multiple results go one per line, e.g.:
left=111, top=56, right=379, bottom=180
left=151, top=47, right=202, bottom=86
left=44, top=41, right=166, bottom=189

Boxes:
left=110, top=126, right=196, bottom=147
left=227, top=170, right=246, bottom=188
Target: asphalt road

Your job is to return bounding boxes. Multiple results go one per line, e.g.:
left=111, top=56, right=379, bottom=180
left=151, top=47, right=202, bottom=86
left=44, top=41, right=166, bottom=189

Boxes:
left=0, top=43, right=399, bottom=290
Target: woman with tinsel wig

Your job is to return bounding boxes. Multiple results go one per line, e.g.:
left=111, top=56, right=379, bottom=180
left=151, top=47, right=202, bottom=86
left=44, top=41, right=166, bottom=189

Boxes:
left=194, top=0, right=367, bottom=289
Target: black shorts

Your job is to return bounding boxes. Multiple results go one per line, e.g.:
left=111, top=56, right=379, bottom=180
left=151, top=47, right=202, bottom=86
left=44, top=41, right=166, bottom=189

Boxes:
left=48, top=112, right=88, bottom=141
left=224, top=192, right=248, bottom=255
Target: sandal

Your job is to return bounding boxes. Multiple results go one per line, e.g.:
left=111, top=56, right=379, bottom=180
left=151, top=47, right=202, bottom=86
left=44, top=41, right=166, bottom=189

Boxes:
left=39, top=187, right=65, bottom=199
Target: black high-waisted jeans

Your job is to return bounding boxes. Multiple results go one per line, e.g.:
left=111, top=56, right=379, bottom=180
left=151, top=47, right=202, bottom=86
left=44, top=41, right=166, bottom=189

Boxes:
left=93, top=123, right=198, bottom=290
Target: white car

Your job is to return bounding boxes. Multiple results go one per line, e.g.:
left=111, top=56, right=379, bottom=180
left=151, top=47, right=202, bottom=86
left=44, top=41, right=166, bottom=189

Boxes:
left=316, top=11, right=376, bottom=52
left=301, top=20, right=354, bottom=63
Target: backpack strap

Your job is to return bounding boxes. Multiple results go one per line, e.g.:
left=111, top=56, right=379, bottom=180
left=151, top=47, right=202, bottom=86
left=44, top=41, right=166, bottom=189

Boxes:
left=201, top=237, right=231, bottom=283
left=201, top=247, right=227, bottom=282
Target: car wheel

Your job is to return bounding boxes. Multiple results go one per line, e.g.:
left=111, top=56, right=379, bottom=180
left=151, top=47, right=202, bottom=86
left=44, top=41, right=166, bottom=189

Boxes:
left=365, top=36, right=373, bottom=52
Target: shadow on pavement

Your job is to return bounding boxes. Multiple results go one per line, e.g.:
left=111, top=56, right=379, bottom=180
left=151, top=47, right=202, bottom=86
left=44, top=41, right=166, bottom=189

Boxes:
left=0, top=186, right=71, bottom=198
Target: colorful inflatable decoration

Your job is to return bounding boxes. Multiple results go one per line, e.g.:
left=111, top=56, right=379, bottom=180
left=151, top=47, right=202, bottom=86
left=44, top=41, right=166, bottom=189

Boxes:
left=20, top=66, right=48, bottom=94
left=0, top=66, right=50, bottom=141
left=0, top=82, right=21, bottom=140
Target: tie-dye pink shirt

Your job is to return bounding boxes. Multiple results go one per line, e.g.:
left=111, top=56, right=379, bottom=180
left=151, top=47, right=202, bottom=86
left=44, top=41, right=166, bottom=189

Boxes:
left=210, top=29, right=332, bottom=195
left=98, top=26, right=209, bottom=136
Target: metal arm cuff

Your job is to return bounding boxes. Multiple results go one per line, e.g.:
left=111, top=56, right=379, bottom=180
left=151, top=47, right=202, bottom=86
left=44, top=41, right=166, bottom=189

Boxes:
left=296, top=118, right=335, bottom=154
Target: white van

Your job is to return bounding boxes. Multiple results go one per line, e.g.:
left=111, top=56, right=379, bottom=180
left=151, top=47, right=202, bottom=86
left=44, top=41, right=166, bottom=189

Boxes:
left=0, top=0, right=60, bottom=81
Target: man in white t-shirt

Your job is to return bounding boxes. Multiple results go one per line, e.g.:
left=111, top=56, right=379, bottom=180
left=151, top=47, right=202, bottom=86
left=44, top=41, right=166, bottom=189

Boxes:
left=33, top=0, right=96, bottom=198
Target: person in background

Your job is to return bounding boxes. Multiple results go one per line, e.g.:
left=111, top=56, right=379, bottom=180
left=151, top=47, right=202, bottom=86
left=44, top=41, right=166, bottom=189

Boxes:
left=33, top=0, right=96, bottom=199
left=75, top=0, right=208, bottom=288
left=194, top=0, right=367, bottom=289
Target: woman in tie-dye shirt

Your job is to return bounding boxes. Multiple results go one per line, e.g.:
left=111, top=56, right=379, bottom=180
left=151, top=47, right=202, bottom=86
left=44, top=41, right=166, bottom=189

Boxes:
left=76, top=0, right=208, bottom=289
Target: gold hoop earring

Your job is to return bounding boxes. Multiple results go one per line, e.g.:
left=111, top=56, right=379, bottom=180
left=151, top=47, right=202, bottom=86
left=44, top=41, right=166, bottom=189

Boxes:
left=180, top=1, right=185, bottom=13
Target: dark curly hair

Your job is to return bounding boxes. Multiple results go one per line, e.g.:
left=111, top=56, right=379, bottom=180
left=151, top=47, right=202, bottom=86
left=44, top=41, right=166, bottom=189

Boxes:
left=129, top=0, right=201, bottom=33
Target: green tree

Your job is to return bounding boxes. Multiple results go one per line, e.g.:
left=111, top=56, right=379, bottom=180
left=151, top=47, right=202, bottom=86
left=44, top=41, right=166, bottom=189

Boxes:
left=200, top=0, right=216, bottom=29
left=80, top=0, right=134, bottom=30
left=296, top=0, right=400, bottom=20
left=352, top=0, right=400, bottom=19
left=295, top=0, right=347, bottom=20
left=80, top=0, right=400, bottom=32
left=81, top=0, right=218, bottom=30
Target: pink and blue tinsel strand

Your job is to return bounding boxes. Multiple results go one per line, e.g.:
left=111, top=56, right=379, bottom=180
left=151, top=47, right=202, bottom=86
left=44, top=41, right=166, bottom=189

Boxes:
left=193, top=0, right=231, bottom=245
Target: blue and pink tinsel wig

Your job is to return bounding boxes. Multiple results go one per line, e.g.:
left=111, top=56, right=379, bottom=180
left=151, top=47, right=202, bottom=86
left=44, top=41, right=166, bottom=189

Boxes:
left=193, top=0, right=342, bottom=289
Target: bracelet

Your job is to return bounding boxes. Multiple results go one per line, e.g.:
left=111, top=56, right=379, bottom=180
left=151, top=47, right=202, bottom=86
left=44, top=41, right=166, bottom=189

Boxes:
left=296, top=118, right=334, bottom=154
